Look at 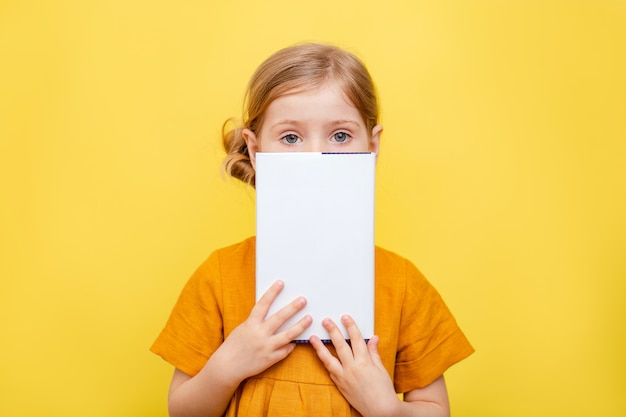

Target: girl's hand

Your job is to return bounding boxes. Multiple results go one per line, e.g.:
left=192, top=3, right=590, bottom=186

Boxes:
left=213, top=280, right=312, bottom=385
left=310, top=315, right=400, bottom=417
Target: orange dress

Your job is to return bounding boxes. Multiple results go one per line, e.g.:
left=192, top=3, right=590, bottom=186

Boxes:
left=151, top=237, right=473, bottom=416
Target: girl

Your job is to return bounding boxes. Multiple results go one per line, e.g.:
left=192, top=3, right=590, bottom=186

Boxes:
left=151, top=43, right=473, bottom=417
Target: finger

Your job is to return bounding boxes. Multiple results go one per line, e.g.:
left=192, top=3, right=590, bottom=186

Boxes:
left=341, top=315, right=369, bottom=357
left=250, top=280, right=285, bottom=320
left=322, top=318, right=354, bottom=363
left=266, top=295, right=308, bottom=332
left=278, top=314, right=313, bottom=343
left=310, top=335, right=342, bottom=373
left=366, top=335, right=385, bottom=367
left=270, top=341, right=297, bottom=363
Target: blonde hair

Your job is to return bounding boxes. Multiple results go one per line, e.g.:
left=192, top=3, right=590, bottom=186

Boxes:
left=222, top=43, right=379, bottom=186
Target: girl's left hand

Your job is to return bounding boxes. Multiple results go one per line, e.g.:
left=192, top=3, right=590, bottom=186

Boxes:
left=309, top=315, right=400, bottom=417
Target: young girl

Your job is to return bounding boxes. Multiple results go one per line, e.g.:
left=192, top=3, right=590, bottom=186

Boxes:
left=151, top=43, right=473, bottom=417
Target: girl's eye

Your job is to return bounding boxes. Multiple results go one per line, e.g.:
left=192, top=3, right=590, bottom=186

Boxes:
left=332, top=132, right=351, bottom=143
left=282, top=134, right=301, bottom=144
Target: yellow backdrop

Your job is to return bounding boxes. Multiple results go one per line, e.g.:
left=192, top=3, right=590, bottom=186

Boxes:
left=1, top=1, right=624, bottom=416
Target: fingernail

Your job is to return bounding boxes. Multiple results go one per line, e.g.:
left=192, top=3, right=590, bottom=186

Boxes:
left=342, top=314, right=351, bottom=323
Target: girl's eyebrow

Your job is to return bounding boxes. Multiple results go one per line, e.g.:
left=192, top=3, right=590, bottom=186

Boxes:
left=328, top=119, right=360, bottom=127
left=272, top=119, right=361, bottom=127
left=272, top=119, right=301, bottom=127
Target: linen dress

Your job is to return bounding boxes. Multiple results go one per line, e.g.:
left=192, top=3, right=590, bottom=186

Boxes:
left=151, top=237, right=474, bottom=416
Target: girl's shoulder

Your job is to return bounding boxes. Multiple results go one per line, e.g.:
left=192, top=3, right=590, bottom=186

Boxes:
left=205, top=238, right=427, bottom=284
left=212, top=236, right=256, bottom=257
left=374, top=245, right=420, bottom=272
left=192, top=237, right=256, bottom=278
left=199, top=236, right=256, bottom=265
left=374, top=245, right=433, bottom=290
left=213, top=239, right=412, bottom=266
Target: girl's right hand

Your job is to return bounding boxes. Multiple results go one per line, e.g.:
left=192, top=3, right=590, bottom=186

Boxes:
left=212, top=280, right=312, bottom=384
left=167, top=281, right=311, bottom=417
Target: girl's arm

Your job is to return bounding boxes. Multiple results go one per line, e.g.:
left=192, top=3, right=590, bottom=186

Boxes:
left=168, top=280, right=312, bottom=417
left=402, top=376, right=449, bottom=417
left=310, top=315, right=449, bottom=417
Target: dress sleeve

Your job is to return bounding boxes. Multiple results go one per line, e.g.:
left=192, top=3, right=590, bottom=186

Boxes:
left=150, top=250, right=225, bottom=377
left=393, top=259, right=474, bottom=392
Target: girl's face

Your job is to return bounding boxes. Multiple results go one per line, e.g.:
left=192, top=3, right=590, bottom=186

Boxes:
left=244, top=81, right=382, bottom=168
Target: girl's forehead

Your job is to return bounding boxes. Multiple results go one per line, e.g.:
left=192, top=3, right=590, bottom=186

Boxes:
left=253, top=80, right=367, bottom=132
left=274, top=81, right=355, bottom=109
left=277, top=79, right=345, bottom=98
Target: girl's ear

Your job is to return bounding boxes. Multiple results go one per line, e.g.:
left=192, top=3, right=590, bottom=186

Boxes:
left=243, top=129, right=258, bottom=170
left=369, top=125, right=383, bottom=156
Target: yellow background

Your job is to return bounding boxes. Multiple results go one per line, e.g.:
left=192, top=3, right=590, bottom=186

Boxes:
left=1, top=0, right=625, bottom=416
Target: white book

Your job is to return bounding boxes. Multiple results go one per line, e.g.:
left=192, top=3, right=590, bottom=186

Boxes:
left=255, top=152, right=375, bottom=342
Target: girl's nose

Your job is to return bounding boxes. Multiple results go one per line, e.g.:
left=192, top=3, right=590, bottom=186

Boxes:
left=305, top=138, right=327, bottom=153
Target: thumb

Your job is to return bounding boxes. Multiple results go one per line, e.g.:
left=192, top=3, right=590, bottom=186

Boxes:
left=367, top=335, right=384, bottom=366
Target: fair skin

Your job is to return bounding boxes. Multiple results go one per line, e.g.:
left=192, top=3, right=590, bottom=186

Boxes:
left=244, top=82, right=381, bottom=158
left=167, top=82, right=450, bottom=417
